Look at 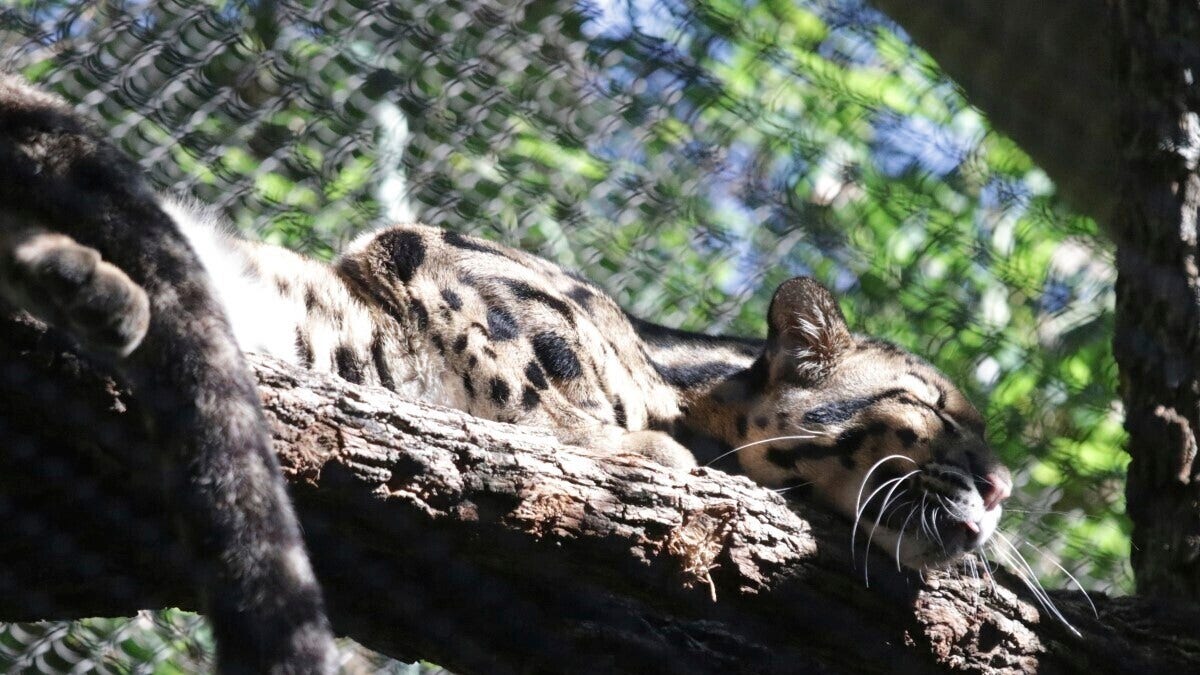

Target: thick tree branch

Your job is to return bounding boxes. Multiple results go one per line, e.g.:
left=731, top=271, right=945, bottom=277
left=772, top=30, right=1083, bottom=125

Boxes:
left=1, top=318, right=1199, bottom=674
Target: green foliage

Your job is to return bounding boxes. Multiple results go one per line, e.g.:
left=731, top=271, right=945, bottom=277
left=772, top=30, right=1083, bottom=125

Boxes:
left=0, top=0, right=1128, bottom=669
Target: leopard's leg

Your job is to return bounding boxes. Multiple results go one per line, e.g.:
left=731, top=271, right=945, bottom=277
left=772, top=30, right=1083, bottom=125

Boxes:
left=0, top=223, right=149, bottom=358
left=559, top=424, right=697, bottom=470
left=620, top=428, right=697, bottom=469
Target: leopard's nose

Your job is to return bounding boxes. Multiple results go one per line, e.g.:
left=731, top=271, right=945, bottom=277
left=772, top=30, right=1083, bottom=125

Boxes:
left=979, top=467, right=1012, bottom=511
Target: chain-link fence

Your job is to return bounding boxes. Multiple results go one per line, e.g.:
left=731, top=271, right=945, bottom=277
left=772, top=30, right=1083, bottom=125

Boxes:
left=0, top=0, right=1125, bottom=670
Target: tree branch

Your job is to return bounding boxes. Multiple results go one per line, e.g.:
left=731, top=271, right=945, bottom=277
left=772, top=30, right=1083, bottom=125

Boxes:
left=1, top=317, right=1198, bottom=673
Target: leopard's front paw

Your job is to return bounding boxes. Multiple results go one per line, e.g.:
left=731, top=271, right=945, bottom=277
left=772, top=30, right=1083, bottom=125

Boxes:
left=2, top=230, right=150, bottom=358
left=620, top=430, right=698, bottom=470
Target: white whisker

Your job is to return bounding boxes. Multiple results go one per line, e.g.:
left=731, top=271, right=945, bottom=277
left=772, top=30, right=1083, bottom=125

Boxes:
left=976, top=544, right=998, bottom=595
left=895, top=502, right=919, bottom=571
left=851, top=455, right=918, bottom=567
left=917, top=493, right=931, bottom=543
left=703, top=433, right=823, bottom=467
left=865, top=471, right=920, bottom=583
left=852, top=470, right=916, bottom=571
left=991, top=534, right=1081, bottom=636
left=773, top=482, right=812, bottom=495
left=1015, top=538, right=1098, bottom=618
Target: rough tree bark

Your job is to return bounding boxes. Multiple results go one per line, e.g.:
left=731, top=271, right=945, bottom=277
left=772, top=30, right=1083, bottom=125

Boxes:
left=2, top=318, right=1200, bottom=674
left=1108, top=0, right=1200, bottom=601
left=869, top=0, right=1200, bottom=600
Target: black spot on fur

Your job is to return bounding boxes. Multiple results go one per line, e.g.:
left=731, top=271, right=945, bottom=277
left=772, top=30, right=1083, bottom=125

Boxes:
left=334, top=345, right=364, bottom=384
left=468, top=354, right=478, bottom=368
left=431, top=334, right=446, bottom=354
left=767, top=447, right=797, bottom=468
left=905, top=371, right=931, bottom=387
left=295, top=328, right=314, bottom=368
left=651, top=360, right=744, bottom=389
left=303, top=287, right=319, bottom=312
left=860, top=337, right=905, bottom=355
left=870, top=466, right=908, bottom=493
left=490, top=378, right=511, bottom=405
left=936, top=387, right=947, bottom=409
left=613, top=398, right=628, bottom=428
left=461, top=373, right=475, bottom=398
left=834, top=422, right=891, bottom=455
left=453, top=334, right=468, bottom=353
left=486, top=305, right=520, bottom=341
left=499, top=278, right=575, bottom=324
left=897, top=427, right=919, bottom=447
left=566, top=285, right=594, bottom=308
left=531, top=332, right=582, bottom=380
left=441, top=288, right=463, bottom=310
left=483, top=346, right=497, bottom=359
left=442, top=229, right=510, bottom=258
left=803, top=388, right=907, bottom=426
left=409, top=299, right=428, bottom=330
left=754, top=415, right=769, bottom=429
left=736, top=414, right=748, bottom=438
left=521, top=386, right=541, bottom=410
left=379, top=229, right=426, bottom=283
left=741, top=355, right=771, bottom=392
left=370, top=331, right=397, bottom=391
left=840, top=455, right=856, bottom=469
left=525, top=361, right=548, bottom=390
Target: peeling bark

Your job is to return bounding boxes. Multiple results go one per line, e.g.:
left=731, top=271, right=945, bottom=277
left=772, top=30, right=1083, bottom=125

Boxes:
left=2, top=318, right=1199, bottom=674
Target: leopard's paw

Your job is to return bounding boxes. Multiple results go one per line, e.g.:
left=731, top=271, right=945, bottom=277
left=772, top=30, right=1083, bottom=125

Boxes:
left=3, top=230, right=149, bottom=358
left=620, top=430, right=698, bottom=470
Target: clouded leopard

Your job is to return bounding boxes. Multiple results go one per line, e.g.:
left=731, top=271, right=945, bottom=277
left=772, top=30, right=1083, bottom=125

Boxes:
left=170, top=206, right=1012, bottom=569
left=0, top=74, right=1012, bottom=669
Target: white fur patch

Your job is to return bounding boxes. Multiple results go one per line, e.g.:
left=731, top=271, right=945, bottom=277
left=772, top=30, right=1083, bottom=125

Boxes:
left=161, top=198, right=303, bottom=364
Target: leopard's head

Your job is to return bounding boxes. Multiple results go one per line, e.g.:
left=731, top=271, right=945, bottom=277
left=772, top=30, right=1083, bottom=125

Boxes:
left=737, top=277, right=1011, bottom=568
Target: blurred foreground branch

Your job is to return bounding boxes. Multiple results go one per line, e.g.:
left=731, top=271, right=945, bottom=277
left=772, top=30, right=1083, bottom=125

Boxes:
left=1, top=318, right=1198, bottom=674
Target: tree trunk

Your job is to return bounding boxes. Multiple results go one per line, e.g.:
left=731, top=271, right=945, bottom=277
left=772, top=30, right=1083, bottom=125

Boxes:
left=1108, top=1, right=1200, bottom=600
left=869, top=0, right=1200, bottom=601
left=3, top=317, right=1200, bottom=674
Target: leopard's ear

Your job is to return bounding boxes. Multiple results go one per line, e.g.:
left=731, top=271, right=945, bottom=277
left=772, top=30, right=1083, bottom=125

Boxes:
left=765, top=276, right=852, bottom=384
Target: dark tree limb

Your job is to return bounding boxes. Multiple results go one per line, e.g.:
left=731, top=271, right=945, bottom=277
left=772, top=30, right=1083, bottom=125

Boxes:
left=2, top=318, right=1199, bottom=674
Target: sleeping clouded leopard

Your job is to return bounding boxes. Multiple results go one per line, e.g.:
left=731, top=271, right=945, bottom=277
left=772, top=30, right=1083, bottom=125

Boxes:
left=1, top=72, right=1012, bottom=619
left=165, top=203, right=1013, bottom=569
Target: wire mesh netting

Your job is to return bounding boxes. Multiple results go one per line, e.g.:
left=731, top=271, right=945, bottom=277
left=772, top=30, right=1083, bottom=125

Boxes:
left=1, top=0, right=1125, bottom=671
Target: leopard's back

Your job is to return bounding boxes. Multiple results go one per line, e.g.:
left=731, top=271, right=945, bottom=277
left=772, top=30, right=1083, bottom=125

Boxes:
left=334, top=225, right=686, bottom=436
